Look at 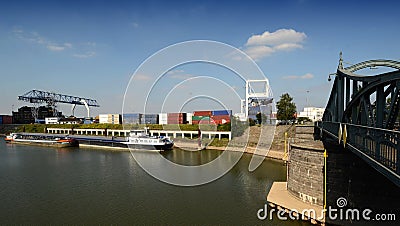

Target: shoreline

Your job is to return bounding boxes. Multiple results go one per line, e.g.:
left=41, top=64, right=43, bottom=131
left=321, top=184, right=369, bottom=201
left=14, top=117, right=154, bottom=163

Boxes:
left=1, top=133, right=287, bottom=161
left=173, top=140, right=286, bottom=161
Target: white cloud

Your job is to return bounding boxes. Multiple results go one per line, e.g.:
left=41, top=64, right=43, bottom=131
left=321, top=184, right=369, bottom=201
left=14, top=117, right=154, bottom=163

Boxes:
left=283, top=73, right=314, bottom=80
left=166, top=69, right=194, bottom=79
left=274, top=43, right=303, bottom=51
left=243, top=28, right=307, bottom=61
left=47, top=43, right=72, bottom=51
left=134, top=73, right=152, bottom=81
left=12, top=28, right=96, bottom=57
left=64, top=43, right=72, bottom=48
left=246, top=29, right=306, bottom=46
left=47, top=45, right=65, bottom=51
left=131, top=22, right=139, bottom=28
left=243, top=45, right=275, bottom=60
left=73, top=51, right=96, bottom=58
left=86, top=42, right=96, bottom=46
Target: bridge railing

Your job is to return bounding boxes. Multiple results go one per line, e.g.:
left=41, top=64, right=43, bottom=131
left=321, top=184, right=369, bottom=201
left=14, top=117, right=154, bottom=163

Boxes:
left=317, top=122, right=399, bottom=178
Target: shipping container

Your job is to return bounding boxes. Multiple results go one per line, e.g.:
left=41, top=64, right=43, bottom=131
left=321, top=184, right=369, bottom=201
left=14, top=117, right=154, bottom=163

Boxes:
left=167, top=119, right=184, bottom=124
left=197, top=119, right=217, bottom=125
left=123, top=113, right=142, bottom=124
left=193, top=111, right=212, bottom=116
left=99, top=114, right=121, bottom=124
left=186, top=113, right=193, bottom=124
left=142, top=114, right=158, bottom=118
left=212, top=110, right=232, bottom=116
left=211, top=115, right=231, bottom=120
left=167, top=118, right=185, bottom=124
left=192, top=120, right=214, bottom=125
left=141, top=114, right=159, bottom=124
left=192, top=116, right=214, bottom=125
left=142, top=118, right=158, bottom=124
left=158, top=113, right=168, bottom=125
left=1, top=115, right=13, bottom=124
left=167, top=113, right=186, bottom=117
left=192, top=116, right=206, bottom=121
left=123, top=113, right=142, bottom=117
left=167, top=113, right=187, bottom=124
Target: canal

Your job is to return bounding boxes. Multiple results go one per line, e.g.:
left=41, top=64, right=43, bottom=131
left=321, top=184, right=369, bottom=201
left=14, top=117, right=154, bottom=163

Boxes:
left=0, top=139, right=311, bottom=225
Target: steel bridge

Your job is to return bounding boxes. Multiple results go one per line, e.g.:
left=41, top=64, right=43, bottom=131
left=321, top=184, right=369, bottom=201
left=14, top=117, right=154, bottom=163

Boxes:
left=18, top=90, right=99, bottom=118
left=315, top=53, right=400, bottom=187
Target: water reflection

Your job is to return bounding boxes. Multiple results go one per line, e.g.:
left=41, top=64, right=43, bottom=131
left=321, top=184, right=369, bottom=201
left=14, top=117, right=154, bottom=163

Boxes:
left=0, top=140, right=310, bottom=225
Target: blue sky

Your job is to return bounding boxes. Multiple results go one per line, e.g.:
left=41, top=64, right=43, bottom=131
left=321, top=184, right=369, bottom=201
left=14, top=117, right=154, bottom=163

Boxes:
left=1, top=0, right=400, bottom=116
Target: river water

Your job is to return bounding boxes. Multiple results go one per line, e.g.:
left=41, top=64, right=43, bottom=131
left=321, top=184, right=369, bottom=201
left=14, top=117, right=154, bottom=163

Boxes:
left=0, top=139, right=311, bottom=225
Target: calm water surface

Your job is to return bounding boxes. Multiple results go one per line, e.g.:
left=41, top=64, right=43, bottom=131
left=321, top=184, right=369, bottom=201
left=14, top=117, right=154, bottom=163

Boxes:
left=0, top=139, right=310, bottom=225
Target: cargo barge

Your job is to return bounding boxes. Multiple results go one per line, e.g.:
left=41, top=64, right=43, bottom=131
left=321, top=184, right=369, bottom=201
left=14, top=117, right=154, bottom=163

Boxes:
left=5, top=133, right=78, bottom=148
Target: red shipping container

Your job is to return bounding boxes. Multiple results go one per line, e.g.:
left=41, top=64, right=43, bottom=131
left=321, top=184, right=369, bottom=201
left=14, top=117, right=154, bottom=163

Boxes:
left=213, top=119, right=221, bottom=124
left=168, top=113, right=185, bottom=117
left=198, top=119, right=216, bottom=125
left=167, top=119, right=184, bottom=124
left=167, top=116, right=184, bottom=119
left=211, top=115, right=231, bottom=120
left=212, top=119, right=230, bottom=125
left=2, top=115, right=13, bottom=124
left=194, top=111, right=212, bottom=116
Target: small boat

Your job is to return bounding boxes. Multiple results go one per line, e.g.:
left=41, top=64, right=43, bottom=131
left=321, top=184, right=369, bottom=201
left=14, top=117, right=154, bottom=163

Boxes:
left=123, top=127, right=173, bottom=151
left=4, top=133, right=78, bottom=148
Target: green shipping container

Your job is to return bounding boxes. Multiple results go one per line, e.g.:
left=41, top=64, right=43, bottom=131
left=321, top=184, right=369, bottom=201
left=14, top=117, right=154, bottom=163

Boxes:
left=192, top=116, right=211, bottom=121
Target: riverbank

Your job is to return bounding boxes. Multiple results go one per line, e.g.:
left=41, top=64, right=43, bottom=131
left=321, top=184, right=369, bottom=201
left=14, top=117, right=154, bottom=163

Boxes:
left=173, top=124, right=294, bottom=161
left=1, top=125, right=296, bottom=160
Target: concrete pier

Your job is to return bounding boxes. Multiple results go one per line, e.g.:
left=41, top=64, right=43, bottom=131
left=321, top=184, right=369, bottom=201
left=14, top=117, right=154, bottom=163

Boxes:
left=267, top=182, right=325, bottom=224
left=266, top=125, right=326, bottom=225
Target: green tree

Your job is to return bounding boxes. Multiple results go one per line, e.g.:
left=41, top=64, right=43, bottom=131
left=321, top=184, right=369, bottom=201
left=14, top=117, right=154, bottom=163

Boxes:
left=256, top=112, right=267, bottom=124
left=248, top=118, right=256, bottom=126
left=277, top=93, right=297, bottom=121
left=230, top=116, right=248, bottom=137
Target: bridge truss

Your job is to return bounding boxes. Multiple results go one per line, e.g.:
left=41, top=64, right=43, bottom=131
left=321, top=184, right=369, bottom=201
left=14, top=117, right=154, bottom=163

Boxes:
left=316, top=53, right=400, bottom=186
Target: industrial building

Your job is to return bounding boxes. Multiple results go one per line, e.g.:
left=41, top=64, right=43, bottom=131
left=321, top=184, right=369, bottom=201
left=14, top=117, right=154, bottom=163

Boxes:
left=298, top=107, right=325, bottom=122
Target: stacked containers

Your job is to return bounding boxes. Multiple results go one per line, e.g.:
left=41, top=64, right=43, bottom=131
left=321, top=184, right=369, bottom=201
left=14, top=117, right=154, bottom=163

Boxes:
left=123, top=113, right=142, bottom=124
left=192, top=116, right=213, bottom=125
left=211, top=110, right=232, bottom=125
left=158, top=113, right=168, bottom=125
left=192, top=111, right=212, bottom=125
left=167, top=113, right=187, bottom=124
left=142, top=114, right=159, bottom=124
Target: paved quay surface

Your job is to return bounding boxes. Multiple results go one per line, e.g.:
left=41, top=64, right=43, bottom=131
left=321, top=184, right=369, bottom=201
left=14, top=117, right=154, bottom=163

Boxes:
left=267, top=182, right=325, bottom=223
